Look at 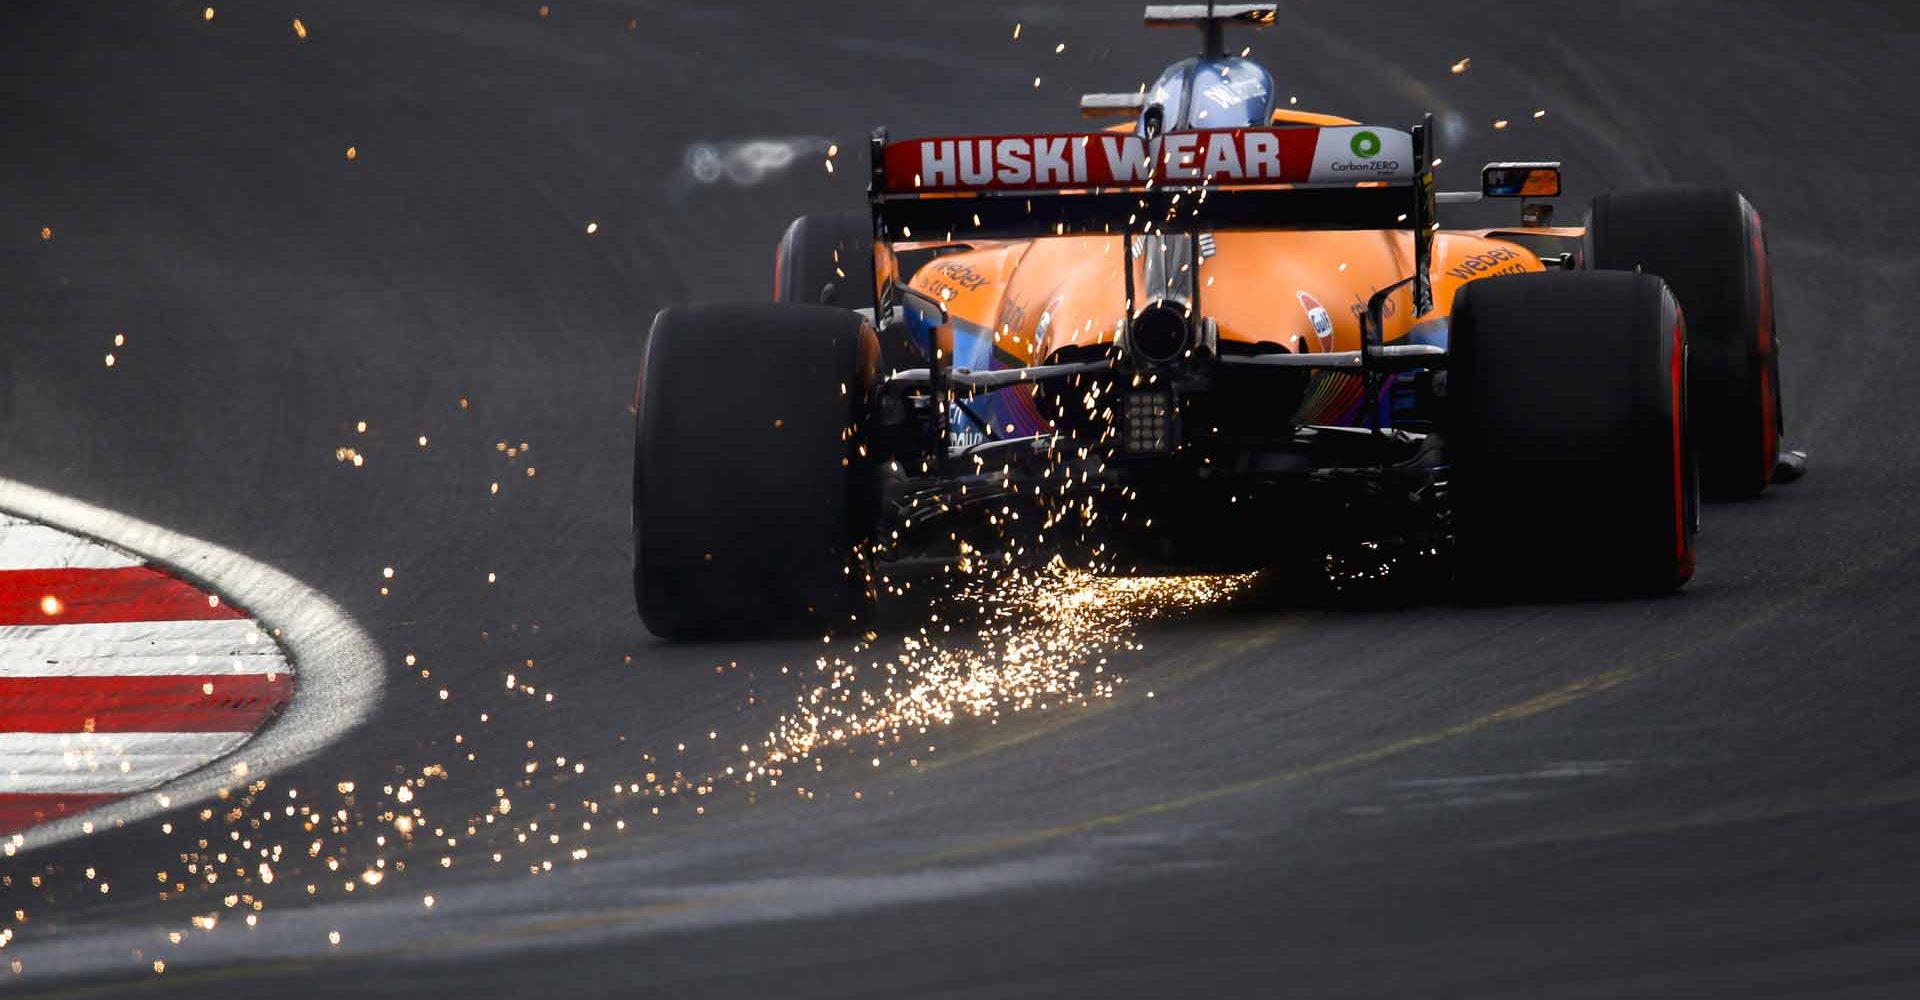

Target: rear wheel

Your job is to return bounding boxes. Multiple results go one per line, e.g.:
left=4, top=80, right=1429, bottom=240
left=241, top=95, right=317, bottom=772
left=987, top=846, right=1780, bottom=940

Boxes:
left=1587, top=185, right=1781, bottom=497
left=774, top=212, right=876, bottom=309
left=633, top=303, right=878, bottom=640
left=1447, top=271, right=1696, bottom=599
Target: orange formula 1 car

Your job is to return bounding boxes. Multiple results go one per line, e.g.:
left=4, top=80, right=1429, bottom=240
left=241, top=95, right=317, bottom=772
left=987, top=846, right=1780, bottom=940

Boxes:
left=633, top=4, right=1800, bottom=639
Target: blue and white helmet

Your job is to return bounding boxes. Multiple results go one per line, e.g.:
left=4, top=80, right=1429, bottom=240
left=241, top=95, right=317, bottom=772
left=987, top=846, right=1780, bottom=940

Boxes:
left=1140, top=56, right=1276, bottom=137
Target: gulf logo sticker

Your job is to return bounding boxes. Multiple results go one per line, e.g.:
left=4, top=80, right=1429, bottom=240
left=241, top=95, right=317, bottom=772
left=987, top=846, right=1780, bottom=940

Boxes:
left=1297, top=291, right=1335, bottom=343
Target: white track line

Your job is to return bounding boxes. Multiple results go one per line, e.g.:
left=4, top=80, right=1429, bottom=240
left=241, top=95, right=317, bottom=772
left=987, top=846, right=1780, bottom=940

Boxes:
left=0, top=732, right=251, bottom=794
left=0, top=478, right=384, bottom=853
left=0, top=619, right=287, bottom=676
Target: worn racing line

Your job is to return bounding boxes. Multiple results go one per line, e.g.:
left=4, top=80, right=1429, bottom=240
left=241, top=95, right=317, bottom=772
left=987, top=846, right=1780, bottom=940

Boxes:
left=3, top=1, right=1919, bottom=997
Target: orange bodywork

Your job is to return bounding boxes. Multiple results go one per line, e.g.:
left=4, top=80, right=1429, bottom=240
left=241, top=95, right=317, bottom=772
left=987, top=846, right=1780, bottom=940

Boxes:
left=908, top=229, right=1546, bottom=368
left=886, top=107, right=1575, bottom=434
left=901, top=107, right=1555, bottom=370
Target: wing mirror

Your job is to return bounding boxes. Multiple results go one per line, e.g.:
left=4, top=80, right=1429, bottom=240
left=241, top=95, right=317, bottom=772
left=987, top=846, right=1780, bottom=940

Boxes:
left=1080, top=92, right=1147, bottom=119
left=1479, top=162, right=1562, bottom=227
left=1481, top=162, right=1561, bottom=199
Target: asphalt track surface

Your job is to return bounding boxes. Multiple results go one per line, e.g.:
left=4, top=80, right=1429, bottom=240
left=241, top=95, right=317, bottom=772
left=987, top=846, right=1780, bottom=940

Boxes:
left=3, top=1, right=1919, bottom=996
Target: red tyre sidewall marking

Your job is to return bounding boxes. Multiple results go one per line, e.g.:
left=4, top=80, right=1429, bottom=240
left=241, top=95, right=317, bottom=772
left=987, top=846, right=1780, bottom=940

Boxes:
left=1749, top=206, right=1780, bottom=484
left=1672, top=307, right=1695, bottom=580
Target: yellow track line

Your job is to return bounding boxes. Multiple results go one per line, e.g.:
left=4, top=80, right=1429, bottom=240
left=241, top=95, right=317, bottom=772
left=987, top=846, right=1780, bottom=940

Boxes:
left=887, top=665, right=1637, bottom=869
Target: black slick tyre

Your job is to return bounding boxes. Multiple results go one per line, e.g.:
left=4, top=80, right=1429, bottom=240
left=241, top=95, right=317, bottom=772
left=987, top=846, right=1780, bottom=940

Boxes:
left=774, top=212, right=876, bottom=309
left=633, top=303, right=877, bottom=640
left=1447, top=271, right=1696, bottom=599
left=1586, top=185, right=1781, bottom=497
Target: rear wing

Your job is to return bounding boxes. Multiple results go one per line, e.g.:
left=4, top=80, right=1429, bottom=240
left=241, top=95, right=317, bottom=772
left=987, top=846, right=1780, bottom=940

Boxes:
left=867, top=120, right=1438, bottom=313
left=870, top=124, right=1425, bottom=238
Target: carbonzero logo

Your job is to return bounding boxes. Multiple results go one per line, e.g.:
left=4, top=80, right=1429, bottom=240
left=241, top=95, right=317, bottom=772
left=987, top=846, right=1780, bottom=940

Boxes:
left=1331, top=129, right=1399, bottom=174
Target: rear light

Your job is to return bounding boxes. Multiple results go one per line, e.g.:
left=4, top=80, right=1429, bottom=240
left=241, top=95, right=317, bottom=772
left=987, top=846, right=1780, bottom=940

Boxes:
left=1123, top=390, right=1174, bottom=454
left=1127, top=302, right=1192, bottom=366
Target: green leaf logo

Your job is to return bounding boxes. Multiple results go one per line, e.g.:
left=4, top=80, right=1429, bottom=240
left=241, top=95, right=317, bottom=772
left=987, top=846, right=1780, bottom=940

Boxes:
left=1350, top=130, right=1383, bottom=158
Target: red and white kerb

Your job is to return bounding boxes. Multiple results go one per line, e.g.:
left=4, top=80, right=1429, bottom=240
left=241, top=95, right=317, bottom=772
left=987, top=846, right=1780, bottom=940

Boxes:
left=0, top=514, right=290, bottom=835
